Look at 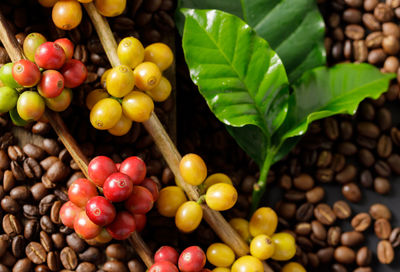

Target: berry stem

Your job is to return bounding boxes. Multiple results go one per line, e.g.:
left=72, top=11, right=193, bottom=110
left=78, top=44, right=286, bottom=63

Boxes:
left=83, top=3, right=273, bottom=271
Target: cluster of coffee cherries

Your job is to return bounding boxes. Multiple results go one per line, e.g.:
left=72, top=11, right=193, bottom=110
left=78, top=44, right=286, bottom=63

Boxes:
left=38, top=0, right=126, bottom=30
left=0, top=33, right=87, bottom=125
left=60, top=156, right=158, bottom=241
left=87, top=36, right=173, bottom=136
left=150, top=245, right=207, bottom=272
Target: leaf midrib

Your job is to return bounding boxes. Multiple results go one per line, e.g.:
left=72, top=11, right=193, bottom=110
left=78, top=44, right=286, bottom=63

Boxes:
left=189, top=14, right=269, bottom=133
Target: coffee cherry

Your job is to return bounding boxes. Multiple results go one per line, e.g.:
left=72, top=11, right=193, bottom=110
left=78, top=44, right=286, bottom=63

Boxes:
left=250, top=234, right=275, bottom=260
left=0, top=86, right=18, bottom=114
left=144, top=43, right=174, bottom=71
left=175, top=201, right=203, bottom=233
left=149, top=261, right=178, bottom=272
left=133, top=62, right=161, bottom=91
left=86, top=89, right=109, bottom=110
left=133, top=214, right=146, bottom=232
left=38, top=0, right=58, bottom=7
left=74, top=210, right=102, bottom=240
left=231, top=256, right=263, bottom=272
left=17, top=91, right=45, bottom=121
left=229, top=218, right=251, bottom=241
left=68, top=178, right=98, bottom=207
left=86, top=196, right=116, bottom=226
left=103, top=172, right=133, bottom=202
left=122, top=91, right=154, bottom=122
left=157, top=186, right=187, bottom=217
left=154, top=246, right=179, bottom=264
left=140, top=178, right=159, bottom=201
left=54, top=38, right=74, bottom=60
left=60, top=59, right=88, bottom=88
left=282, top=262, right=306, bottom=272
left=106, top=211, right=136, bottom=240
left=9, top=108, right=28, bottom=127
left=205, top=183, right=237, bottom=211
left=117, top=37, right=144, bottom=69
left=178, top=246, right=206, bottom=272
left=94, top=228, right=113, bottom=244
left=206, top=243, right=235, bottom=267
left=249, top=207, right=278, bottom=237
left=90, top=98, right=122, bottom=130
left=108, top=113, right=132, bottom=136
left=0, top=63, right=21, bottom=88
left=38, top=70, right=64, bottom=98
left=35, top=42, right=66, bottom=69
left=212, top=268, right=230, bottom=272
left=100, top=68, right=111, bottom=88
left=12, top=60, right=41, bottom=87
left=179, top=153, right=207, bottom=186
left=203, top=173, right=232, bottom=191
left=88, top=156, right=118, bottom=187
left=271, top=232, right=296, bottom=261
left=23, top=33, right=47, bottom=61
left=44, top=88, right=73, bottom=112
left=146, top=76, right=172, bottom=102
left=119, top=156, right=147, bottom=184
left=94, top=0, right=126, bottom=17
left=106, top=65, right=135, bottom=98
left=52, top=0, right=82, bottom=30
left=60, top=201, right=81, bottom=228
left=125, top=186, right=154, bottom=214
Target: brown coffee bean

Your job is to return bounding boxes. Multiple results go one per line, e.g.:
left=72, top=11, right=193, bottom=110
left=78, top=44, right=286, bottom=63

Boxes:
left=358, top=149, right=375, bottom=167
left=66, top=233, right=86, bottom=253
left=306, top=186, right=325, bottom=204
left=387, top=154, right=400, bottom=174
left=335, top=164, right=357, bottom=184
left=317, top=247, right=334, bottom=263
left=0, top=150, right=10, bottom=170
left=357, top=135, right=377, bottom=149
left=23, top=204, right=39, bottom=219
left=278, top=175, right=292, bottom=191
left=3, top=170, right=14, bottom=192
left=356, top=246, right=372, bottom=267
left=374, top=176, right=391, bottom=194
left=106, top=243, right=127, bottom=260
left=351, top=213, right=371, bottom=232
left=293, top=174, right=314, bottom=191
left=333, top=200, right=351, bottom=219
left=316, top=168, right=334, bottom=183
left=331, top=154, right=346, bottom=172
left=314, top=203, right=336, bottom=225
left=24, top=220, right=39, bottom=240
left=295, top=223, right=311, bottom=236
left=343, top=8, right=362, bottom=24
left=46, top=161, right=69, bottom=183
left=375, top=218, right=392, bottom=239
left=343, top=39, right=352, bottom=59
left=377, top=135, right=392, bottom=158
left=42, top=139, right=60, bottom=156
left=369, top=203, right=392, bottom=220
left=26, top=242, right=46, bottom=264
left=23, top=158, right=42, bottom=179
left=103, top=260, right=128, bottom=272
left=333, top=27, right=345, bottom=41
left=383, top=56, right=400, bottom=73
left=354, top=267, right=373, bottom=272
left=284, top=190, right=305, bottom=202
left=60, top=247, right=77, bottom=270
left=51, top=233, right=65, bottom=249
left=345, top=0, right=362, bottom=7
left=10, top=186, right=30, bottom=201
left=328, top=226, right=342, bottom=246
left=366, top=31, right=383, bottom=48
left=382, top=35, right=400, bottom=55
left=374, top=3, right=394, bottom=22
left=39, top=195, right=57, bottom=215
left=334, top=246, right=355, bottom=264
left=1, top=196, right=20, bottom=213
left=32, top=122, right=50, bottom=135
left=377, top=240, right=394, bottom=264
left=127, top=259, right=145, bottom=272
left=383, top=22, right=400, bottom=37
left=78, top=247, right=100, bottom=262
left=389, top=227, right=400, bottom=247
left=296, top=203, right=314, bottom=222
left=276, top=202, right=296, bottom=220
left=12, top=258, right=32, bottom=272
left=23, top=144, right=44, bottom=160
left=11, top=235, right=25, bottom=258
left=0, top=251, right=16, bottom=267
left=332, top=41, right=343, bottom=60
left=0, top=239, right=7, bottom=258
left=40, top=216, right=56, bottom=233
left=40, top=157, right=59, bottom=171
left=390, top=127, right=400, bottom=146
left=30, top=183, right=48, bottom=201
left=8, top=146, right=24, bottom=162
left=297, top=236, right=314, bottom=252
left=48, top=201, right=61, bottom=225
left=324, top=118, right=339, bottom=140
left=33, top=264, right=50, bottom=272
left=337, top=142, right=357, bottom=156
left=368, top=48, right=387, bottom=64
left=40, top=231, right=52, bottom=252
left=76, top=262, right=96, bottom=272
left=331, top=263, right=347, bottom=272
left=341, top=231, right=364, bottom=247
left=311, top=220, right=327, bottom=241
left=357, top=122, right=380, bottom=138
left=342, top=183, right=362, bottom=203
left=362, top=13, right=381, bottom=31
left=377, top=107, right=392, bottom=131
left=353, top=40, right=368, bottom=62
left=374, top=160, right=391, bottom=177
left=47, top=251, right=60, bottom=272
left=11, top=161, right=25, bottom=181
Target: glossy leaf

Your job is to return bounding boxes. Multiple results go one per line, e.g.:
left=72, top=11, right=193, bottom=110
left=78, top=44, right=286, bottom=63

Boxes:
left=242, top=0, right=326, bottom=82
left=181, top=9, right=289, bottom=140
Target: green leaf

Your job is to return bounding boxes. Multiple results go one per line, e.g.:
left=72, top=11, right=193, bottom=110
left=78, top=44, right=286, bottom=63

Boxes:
left=241, top=0, right=326, bottom=82
left=181, top=8, right=289, bottom=141
left=274, top=63, right=396, bottom=157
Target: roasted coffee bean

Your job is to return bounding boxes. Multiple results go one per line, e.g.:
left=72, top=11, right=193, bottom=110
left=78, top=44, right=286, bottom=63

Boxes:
left=3, top=170, right=15, bottom=192
left=298, top=236, right=315, bottom=251
left=377, top=107, right=392, bottom=130
left=331, top=154, right=346, bottom=172
left=8, top=145, right=24, bottom=162
left=278, top=175, right=292, bottom=191
left=317, top=247, right=334, bottom=264
left=106, top=243, right=127, bottom=260
left=375, top=218, right=392, bottom=239
left=359, top=101, right=375, bottom=120
left=32, top=122, right=50, bottom=135
left=1, top=196, right=20, bottom=213
left=383, top=22, right=400, bottom=37
left=58, top=149, right=71, bottom=164
left=76, top=262, right=96, bottom=272
left=386, top=84, right=400, bottom=101
left=23, top=204, right=40, bottom=219
left=26, top=242, right=46, bottom=264
left=306, top=186, right=325, bottom=204
left=11, top=235, right=24, bottom=258
left=328, top=226, right=342, bottom=246
left=39, top=195, right=57, bottom=215
left=24, top=220, right=39, bottom=240
left=78, top=247, right=100, bottom=262
left=351, top=213, right=371, bottom=232
left=345, top=24, right=364, bottom=40
left=377, top=135, right=392, bottom=158
left=127, top=259, right=145, bottom=272
left=295, top=223, right=311, bottom=236
left=341, top=231, right=364, bottom=247
left=334, top=246, right=355, bottom=264
left=377, top=240, right=394, bottom=264
left=53, top=190, right=68, bottom=202
left=10, top=186, right=30, bottom=201
left=368, top=48, right=387, bottom=64
left=42, top=139, right=60, bottom=157
left=40, top=157, right=59, bottom=171
left=0, top=150, right=10, bottom=170
left=354, top=268, right=373, bottom=272
left=311, top=220, right=327, bottom=241
left=47, top=251, right=60, bottom=271
left=382, top=35, right=400, bottom=55
left=356, top=135, right=377, bottom=149
left=50, top=201, right=61, bottom=224
left=357, top=122, right=380, bottom=138
left=333, top=27, right=345, bottom=41
left=317, top=151, right=332, bottom=168
left=40, top=231, right=52, bottom=252
left=369, top=203, right=392, bottom=220
left=23, top=144, right=44, bottom=160
left=23, top=158, right=42, bottom=179
left=296, top=203, right=314, bottom=222
left=284, top=190, right=305, bottom=202
left=363, top=13, right=381, bottom=31
left=356, top=246, right=372, bottom=267
left=0, top=251, right=16, bottom=267
left=66, top=233, right=86, bottom=253
left=314, top=203, right=336, bottom=225
left=0, top=239, right=7, bottom=258
left=11, top=161, right=25, bottom=181
left=360, top=170, right=374, bottom=188
left=374, top=3, right=394, bottom=22
left=60, top=247, right=77, bottom=270
left=343, top=8, right=362, bottom=24
left=342, top=183, right=362, bottom=203
left=3, top=214, right=22, bottom=237
left=324, top=118, right=339, bottom=140
left=41, top=175, right=56, bottom=189
left=59, top=226, right=73, bottom=235
left=40, top=216, right=56, bottom=233
left=343, top=39, right=352, bottom=59
left=276, top=202, right=296, bottom=220
left=12, top=258, right=32, bottom=272
left=387, top=154, right=400, bottom=174
left=34, top=264, right=50, bottom=272
left=353, top=40, right=368, bottom=61
left=389, top=227, right=400, bottom=247
left=374, top=160, right=391, bottom=177
left=366, top=31, right=383, bottom=48
left=331, top=263, right=347, bottom=272
left=374, top=176, right=391, bottom=194
left=383, top=56, right=400, bottom=72
left=337, top=142, right=357, bottom=156
left=335, top=164, right=357, bottom=184
left=358, top=149, right=375, bottom=167
left=333, top=200, right=351, bottom=219
left=51, top=233, right=65, bottom=249
left=103, top=260, right=129, bottom=272
left=46, top=161, right=69, bottom=183
left=293, top=174, right=314, bottom=191
left=30, top=183, right=48, bottom=201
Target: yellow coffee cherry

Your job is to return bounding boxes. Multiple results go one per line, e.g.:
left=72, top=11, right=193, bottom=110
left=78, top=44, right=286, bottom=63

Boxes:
left=249, top=207, right=278, bottom=237
left=271, top=232, right=296, bottom=261
left=282, top=262, right=307, bottom=272
left=145, top=76, right=172, bottom=102
left=206, top=243, right=235, bottom=267
left=205, top=183, right=237, bottom=211
left=175, top=201, right=203, bottom=233
left=108, top=114, right=132, bottom=136
left=156, top=186, right=187, bottom=217
left=231, top=256, right=263, bottom=272
left=122, top=91, right=154, bottom=122
left=117, top=37, right=145, bottom=69
left=250, top=234, right=275, bottom=260
left=203, top=173, right=232, bottom=191
left=86, top=89, right=109, bottom=110
left=179, top=153, right=207, bottom=186
left=229, top=218, right=251, bottom=241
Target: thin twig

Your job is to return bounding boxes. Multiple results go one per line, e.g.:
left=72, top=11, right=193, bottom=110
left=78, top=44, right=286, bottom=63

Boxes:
left=0, top=9, right=155, bottom=269
left=83, top=4, right=274, bottom=271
